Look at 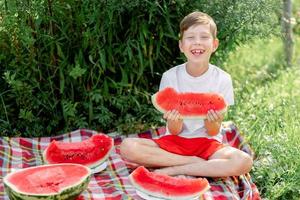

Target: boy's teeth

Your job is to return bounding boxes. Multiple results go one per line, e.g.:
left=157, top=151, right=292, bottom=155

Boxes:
left=191, top=49, right=204, bottom=54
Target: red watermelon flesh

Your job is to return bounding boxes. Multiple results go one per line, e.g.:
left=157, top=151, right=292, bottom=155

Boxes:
left=152, top=87, right=227, bottom=119
left=129, top=166, right=210, bottom=199
left=43, top=134, right=113, bottom=169
left=4, top=164, right=90, bottom=195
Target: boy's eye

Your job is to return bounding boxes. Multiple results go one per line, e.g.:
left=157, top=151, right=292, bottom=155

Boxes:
left=201, top=36, right=210, bottom=39
left=186, top=36, right=194, bottom=39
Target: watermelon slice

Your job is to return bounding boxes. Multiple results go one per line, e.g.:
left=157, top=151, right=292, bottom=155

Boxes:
left=129, top=166, right=210, bottom=200
left=3, top=163, right=91, bottom=200
left=152, top=87, right=227, bottom=119
left=43, top=134, right=113, bottom=173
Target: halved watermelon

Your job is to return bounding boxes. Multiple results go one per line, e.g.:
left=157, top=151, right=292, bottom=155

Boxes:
left=129, top=166, right=210, bottom=200
left=43, top=134, right=113, bottom=173
left=3, top=163, right=91, bottom=200
left=152, top=87, right=227, bottom=119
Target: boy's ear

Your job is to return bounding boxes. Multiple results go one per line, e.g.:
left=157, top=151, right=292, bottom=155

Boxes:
left=179, top=40, right=184, bottom=53
left=213, top=38, right=219, bottom=52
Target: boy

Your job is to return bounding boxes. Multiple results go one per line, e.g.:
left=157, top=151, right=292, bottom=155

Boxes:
left=120, top=11, right=253, bottom=177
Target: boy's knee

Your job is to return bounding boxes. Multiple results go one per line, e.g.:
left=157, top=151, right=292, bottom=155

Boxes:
left=120, top=138, right=133, bottom=156
left=231, top=152, right=253, bottom=175
left=120, top=138, right=140, bottom=161
left=242, top=154, right=253, bottom=173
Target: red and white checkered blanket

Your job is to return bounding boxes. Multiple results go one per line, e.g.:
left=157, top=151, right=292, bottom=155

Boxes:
left=0, top=122, right=260, bottom=200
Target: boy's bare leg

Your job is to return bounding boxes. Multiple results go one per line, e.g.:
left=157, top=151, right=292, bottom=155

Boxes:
left=154, top=146, right=253, bottom=177
left=120, top=138, right=204, bottom=167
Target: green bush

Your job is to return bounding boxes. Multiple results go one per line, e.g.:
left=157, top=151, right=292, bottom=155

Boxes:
left=0, top=0, right=280, bottom=136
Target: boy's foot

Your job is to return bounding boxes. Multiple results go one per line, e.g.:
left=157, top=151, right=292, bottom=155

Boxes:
left=154, top=166, right=178, bottom=176
left=154, top=167, right=196, bottom=179
left=123, top=159, right=140, bottom=169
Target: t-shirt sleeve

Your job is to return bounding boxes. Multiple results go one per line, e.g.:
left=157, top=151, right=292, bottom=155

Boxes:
left=221, top=76, right=234, bottom=106
left=159, top=73, right=170, bottom=91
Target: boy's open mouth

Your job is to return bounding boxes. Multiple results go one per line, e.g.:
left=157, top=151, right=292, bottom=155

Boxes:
left=191, top=49, right=205, bottom=55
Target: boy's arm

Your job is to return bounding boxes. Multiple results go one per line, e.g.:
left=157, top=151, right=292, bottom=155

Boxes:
left=204, top=110, right=224, bottom=136
left=164, top=110, right=183, bottom=135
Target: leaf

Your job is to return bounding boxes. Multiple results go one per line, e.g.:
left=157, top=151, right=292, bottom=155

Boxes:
left=120, top=67, right=128, bottom=86
left=69, top=64, right=87, bottom=79
left=19, top=109, right=34, bottom=122
left=62, top=100, right=77, bottom=118
left=56, top=43, right=65, bottom=58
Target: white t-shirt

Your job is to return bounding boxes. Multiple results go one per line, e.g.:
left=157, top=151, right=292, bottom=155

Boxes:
left=159, top=63, right=234, bottom=142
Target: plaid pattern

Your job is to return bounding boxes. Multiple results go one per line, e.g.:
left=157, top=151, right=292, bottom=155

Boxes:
left=0, top=121, right=260, bottom=200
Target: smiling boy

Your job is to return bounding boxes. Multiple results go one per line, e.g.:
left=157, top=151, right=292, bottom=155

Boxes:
left=120, top=11, right=253, bottom=177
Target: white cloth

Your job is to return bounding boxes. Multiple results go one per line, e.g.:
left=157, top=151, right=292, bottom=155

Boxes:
left=159, top=63, right=234, bottom=142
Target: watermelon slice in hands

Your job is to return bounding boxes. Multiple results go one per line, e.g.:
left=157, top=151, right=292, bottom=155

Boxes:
left=129, top=166, right=210, bottom=200
left=152, top=87, right=227, bottom=119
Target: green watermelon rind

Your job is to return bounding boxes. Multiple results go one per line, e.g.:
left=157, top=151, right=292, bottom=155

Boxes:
left=4, top=179, right=90, bottom=200
left=43, top=134, right=114, bottom=170
left=3, top=164, right=91, bottom=200
left=129, top=167, right=210, bottom=200
left=151, top=90, right=227, bottom=119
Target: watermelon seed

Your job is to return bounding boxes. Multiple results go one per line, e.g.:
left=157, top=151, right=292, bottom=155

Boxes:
left=63, top=152, right=88, bottom=160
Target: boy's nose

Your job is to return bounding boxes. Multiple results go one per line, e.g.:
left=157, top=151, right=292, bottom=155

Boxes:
left=194, top=38, right=202, bottom=45
left=194, top=36, right=203, bottom=44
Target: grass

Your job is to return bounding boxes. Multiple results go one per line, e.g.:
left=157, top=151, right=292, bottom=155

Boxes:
left=222, top=36, right=300, bottom=199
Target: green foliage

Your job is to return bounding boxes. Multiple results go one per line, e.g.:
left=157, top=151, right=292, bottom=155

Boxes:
left=293, top=0, right=300, bottom=35
left=0, top=0, right=280, bottom=136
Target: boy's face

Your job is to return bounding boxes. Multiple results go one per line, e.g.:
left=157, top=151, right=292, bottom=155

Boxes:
left=179, top=24, right=218, bottom=65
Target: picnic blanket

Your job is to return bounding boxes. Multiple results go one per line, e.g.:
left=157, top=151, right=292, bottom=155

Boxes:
left=0, top=121, right=260, bottom=200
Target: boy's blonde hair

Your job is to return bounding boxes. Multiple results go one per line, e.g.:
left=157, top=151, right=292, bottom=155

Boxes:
left=179, top=11, right=217, bottom=39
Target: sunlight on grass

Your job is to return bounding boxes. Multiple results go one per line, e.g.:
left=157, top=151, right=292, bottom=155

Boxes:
left=247, top=67, right=300, bottom=197
left=223, top=37, right=285, bottom=85
left=224, top=36, right=300, bottom=199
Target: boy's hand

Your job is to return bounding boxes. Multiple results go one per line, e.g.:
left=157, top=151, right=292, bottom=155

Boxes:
left=206, top=109, right=224, bottom=123
left=163, top=110, right=183, bottom=135
left=204, top=110, right=224, bottom=136
left=163, top=109, right=183, bottom=122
